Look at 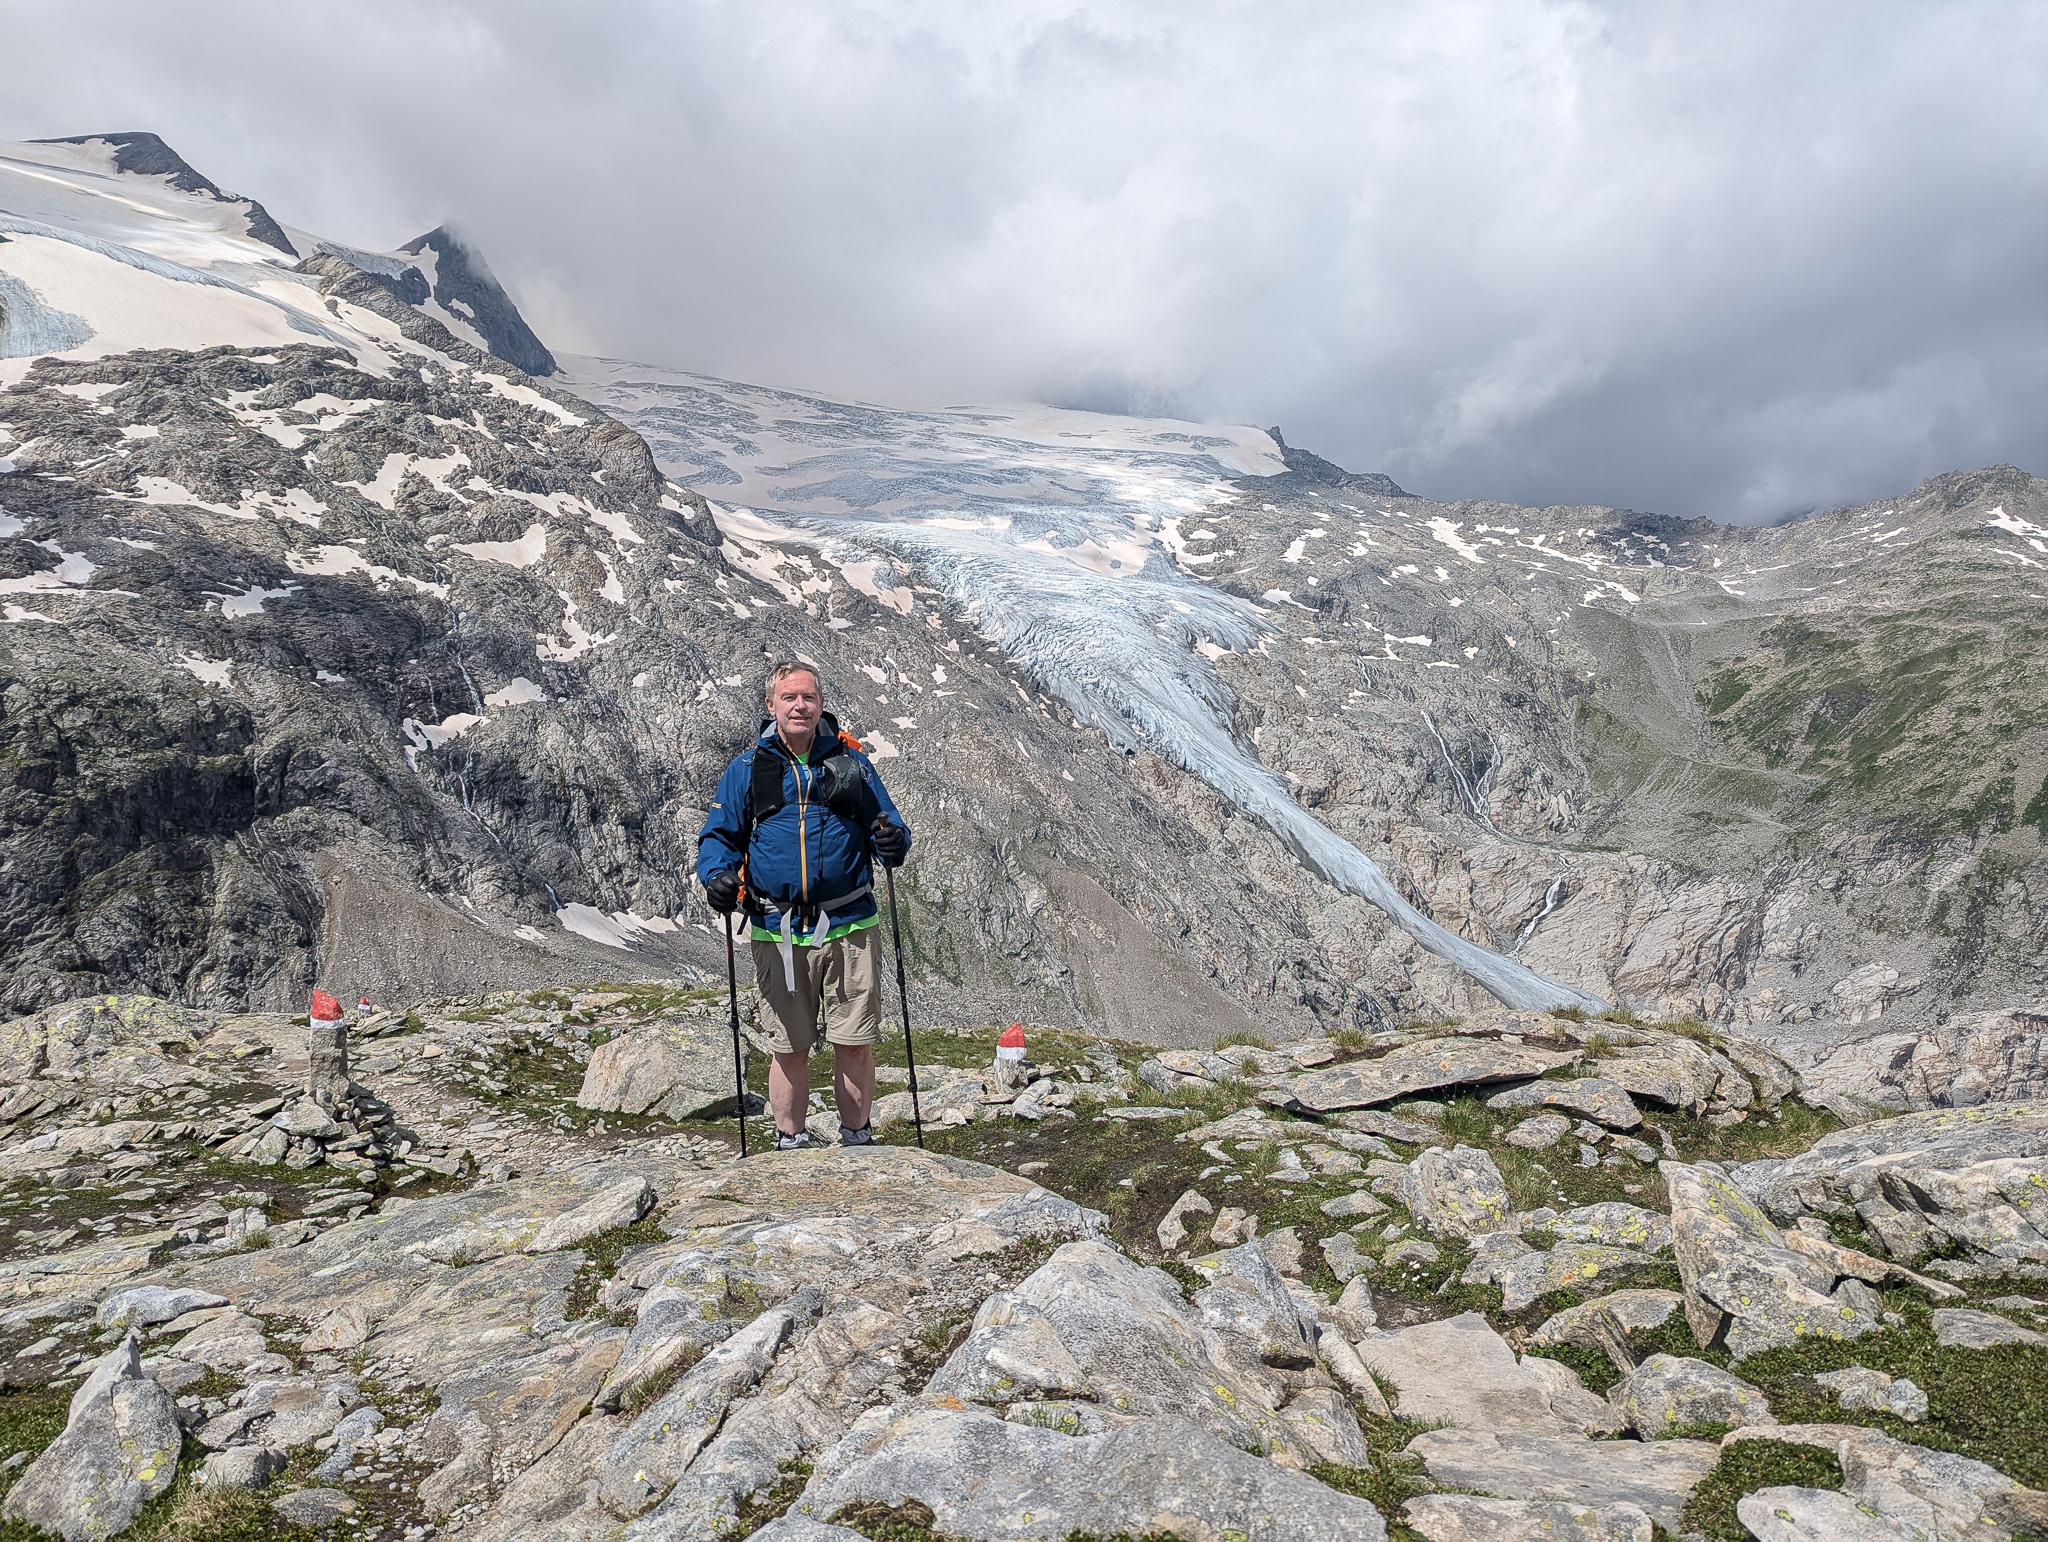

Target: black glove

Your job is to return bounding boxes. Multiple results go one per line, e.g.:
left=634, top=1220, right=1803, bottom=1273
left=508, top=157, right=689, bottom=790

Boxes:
left=871, top=817, right=908, bottom=868
left=703, top=869, right=741, bottom=914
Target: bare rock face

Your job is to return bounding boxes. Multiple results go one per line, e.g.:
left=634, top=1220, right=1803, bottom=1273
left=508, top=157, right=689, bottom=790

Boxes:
left=790, top=1407, right=1389, bottom=1542
left=1, top=1335, right=181, bottom=1541
left=1805, top=1004, right=2048, bottom=1113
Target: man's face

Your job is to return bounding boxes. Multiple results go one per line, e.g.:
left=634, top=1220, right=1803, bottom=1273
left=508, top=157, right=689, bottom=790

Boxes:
left=767, top=670, right=823, bottom=746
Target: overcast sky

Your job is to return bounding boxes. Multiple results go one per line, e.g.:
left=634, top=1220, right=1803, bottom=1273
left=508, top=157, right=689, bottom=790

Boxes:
left=6, top=1, right=2046, bottom=522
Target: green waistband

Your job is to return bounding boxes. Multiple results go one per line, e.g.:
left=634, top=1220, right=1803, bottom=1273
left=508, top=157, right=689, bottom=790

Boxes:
left=749, top=913, right=880, bottom=946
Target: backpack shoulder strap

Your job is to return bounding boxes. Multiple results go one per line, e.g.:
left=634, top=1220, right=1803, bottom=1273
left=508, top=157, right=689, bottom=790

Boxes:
left=739, top=744, right=788, bottom=852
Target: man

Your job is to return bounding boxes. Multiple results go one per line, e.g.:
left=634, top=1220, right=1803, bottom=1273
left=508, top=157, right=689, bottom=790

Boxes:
left=697, top=662, right=911, bottom=1150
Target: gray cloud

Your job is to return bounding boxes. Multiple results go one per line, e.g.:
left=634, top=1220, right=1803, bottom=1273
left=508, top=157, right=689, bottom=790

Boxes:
left=5, top=0, right=2046, bottom=520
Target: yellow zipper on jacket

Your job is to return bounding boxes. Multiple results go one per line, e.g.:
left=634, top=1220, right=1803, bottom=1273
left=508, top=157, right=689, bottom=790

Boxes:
left=794, top=753, right=810, bottom=902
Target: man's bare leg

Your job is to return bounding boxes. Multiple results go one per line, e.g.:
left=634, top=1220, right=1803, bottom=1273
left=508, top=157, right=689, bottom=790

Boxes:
left=832, top=1043, right=875, bottom=1131
left=768, top=1049, right=812, bottom=1136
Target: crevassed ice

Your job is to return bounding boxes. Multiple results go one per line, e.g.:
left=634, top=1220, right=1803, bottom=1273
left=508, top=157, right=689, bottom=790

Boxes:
left=562, top=356, right=1603, bottom=1012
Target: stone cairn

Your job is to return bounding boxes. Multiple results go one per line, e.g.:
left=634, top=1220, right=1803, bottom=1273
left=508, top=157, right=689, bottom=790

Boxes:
left=221, top=990, right=401, bottom=1171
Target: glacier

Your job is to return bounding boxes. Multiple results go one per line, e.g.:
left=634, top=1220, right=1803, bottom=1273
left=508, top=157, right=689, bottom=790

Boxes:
left=560, top=355, right=1606, bottom=1012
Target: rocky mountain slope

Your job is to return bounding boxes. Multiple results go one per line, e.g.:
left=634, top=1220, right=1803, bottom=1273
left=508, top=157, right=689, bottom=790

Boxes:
left=2, top=133, right=2044, bottom=1110
left=1, top=987, right=2045, bottom=1541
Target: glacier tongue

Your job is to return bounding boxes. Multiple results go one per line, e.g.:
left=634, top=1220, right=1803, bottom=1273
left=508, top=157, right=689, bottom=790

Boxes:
left=559, top=354, right=1605, bottom=1012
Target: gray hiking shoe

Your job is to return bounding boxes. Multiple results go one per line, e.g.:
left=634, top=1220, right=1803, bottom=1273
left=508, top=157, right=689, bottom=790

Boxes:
left=775, top=1130, right=816, bottom=1151
left=839, top=1124, right=875, bottom=1147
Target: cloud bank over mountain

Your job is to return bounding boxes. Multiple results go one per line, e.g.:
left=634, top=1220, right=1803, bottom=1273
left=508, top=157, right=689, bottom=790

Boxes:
left=4, top=0, right=2045, bottom=522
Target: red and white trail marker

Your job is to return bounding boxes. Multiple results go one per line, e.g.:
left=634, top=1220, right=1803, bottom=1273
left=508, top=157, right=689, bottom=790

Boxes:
left=309, top=990, right=343, bottom=1025
left=996, top=1022, right=1027, bottom=1064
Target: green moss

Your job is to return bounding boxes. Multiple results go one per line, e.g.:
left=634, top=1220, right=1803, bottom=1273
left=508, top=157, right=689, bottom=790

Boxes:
left=1308, top=1401, right=1448, bottom=1527
left=1679, top=1438, right=1844, bottom=1542
left=563, top=1215, right=669, bottom=1319
left=0, top=1383, right=68, bottom=1501
left=831, top=1498, right=950, bottom=1540
left=1736, top=1315, right=2048, bottom=1488
left=723, top=1459, right=812, bottom=1538
left=621, top=1344, right=704, bottom=1415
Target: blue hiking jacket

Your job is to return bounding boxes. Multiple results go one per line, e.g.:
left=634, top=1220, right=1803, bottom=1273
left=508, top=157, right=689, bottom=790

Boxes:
left=696, top=713, right=910, bottom=941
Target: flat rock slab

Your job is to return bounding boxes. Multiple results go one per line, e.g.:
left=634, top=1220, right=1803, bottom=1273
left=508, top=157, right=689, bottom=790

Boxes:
left=0, top=1228, right=177, bottom=1305
left=1265, top=1040, right=1579, bottom=1113
left=680, top=1147, right=1104, bottom=1242
left=1330, top=1108, right=1446, bottom=1145
left=1595, top=1045, right=1721, bottom=1111
left=1403, top=1494, right=1654, bottom=1542
left=95, top=1285, right=227, bottom=1328
left=743, top=1519, right=869, bottom=1542
left=1768, top=1101, right=2048, bottom=1175
left=1496, top=1244, right=1668, bottom=1313
left=1931, top=1307, right=2048, bottom=1348
left=152, top=1155, right=699, bottom=1323
left=793, top=1405, right=1388, bottom=1541
left=1355, top=1312, right=1572, bottom=1433
left=273, top=1488, right=359, bottom=1527
left=1489, top=1078, right=1643, bottom=1131
left=1737, top=1487, right=1925, bottom=1542
left=1405, top=1428, right=1719, bottom=1534
left=1540, top=1286, right=1679, bottom=1343
left=1547, top=1203, right=1673, bottom=1253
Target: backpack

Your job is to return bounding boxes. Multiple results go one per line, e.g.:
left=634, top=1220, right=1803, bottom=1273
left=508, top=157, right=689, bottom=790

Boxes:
left=735, top=723, right=882, bottom=913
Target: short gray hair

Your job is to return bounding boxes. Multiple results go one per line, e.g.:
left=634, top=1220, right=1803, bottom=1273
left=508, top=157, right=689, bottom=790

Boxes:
left=763, top=661, right=823, bottom=701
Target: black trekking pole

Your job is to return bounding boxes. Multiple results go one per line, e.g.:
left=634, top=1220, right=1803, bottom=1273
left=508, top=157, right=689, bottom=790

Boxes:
left=881, top=856, right=924, bottom=1149
left=723, top=917, right=749, bottom=1158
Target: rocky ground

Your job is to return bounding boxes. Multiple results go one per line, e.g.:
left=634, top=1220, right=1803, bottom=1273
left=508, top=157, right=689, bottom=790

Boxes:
left=0, top=987, right=2044, bottom=1541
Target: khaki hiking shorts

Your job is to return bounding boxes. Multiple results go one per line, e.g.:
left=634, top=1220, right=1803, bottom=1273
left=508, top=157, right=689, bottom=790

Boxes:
left=750, top=924, right=882, bottom=1055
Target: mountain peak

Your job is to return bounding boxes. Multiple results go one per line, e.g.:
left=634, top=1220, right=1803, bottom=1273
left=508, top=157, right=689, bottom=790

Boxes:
left=32, top=131, right=297, bottom=256
left=1263, top=427, right=1408, bottom=498
left=398, top=225, right=556, bottom=377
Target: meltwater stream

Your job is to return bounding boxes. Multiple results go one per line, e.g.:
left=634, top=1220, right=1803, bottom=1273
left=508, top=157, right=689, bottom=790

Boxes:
left=562, top=356, right=1605, bottom=1013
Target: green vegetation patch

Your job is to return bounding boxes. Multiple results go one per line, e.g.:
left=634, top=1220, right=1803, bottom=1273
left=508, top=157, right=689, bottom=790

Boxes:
left=0, top=1383, right=68, bottom=1505
left=1679, top=1438, right=1844, bottom=1542
left=723, top=1458, right=812, bottom=1537
left=1737, top=1313, right=2048, bottom=1490
left=563, top=1214, right=670, bottom=1320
